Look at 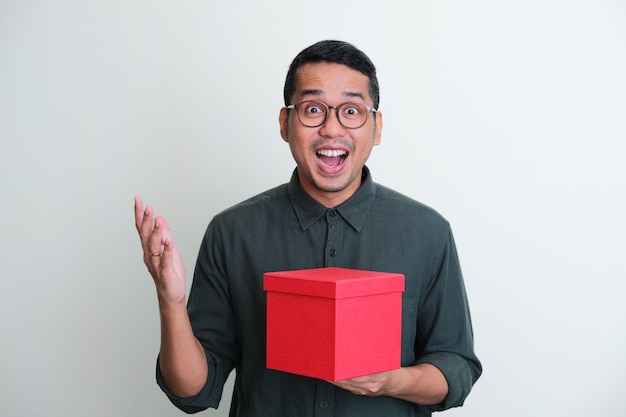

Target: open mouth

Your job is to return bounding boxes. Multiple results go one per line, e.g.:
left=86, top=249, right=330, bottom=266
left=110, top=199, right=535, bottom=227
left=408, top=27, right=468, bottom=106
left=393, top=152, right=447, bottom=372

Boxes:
left=316, top=149, right=348, bottom=168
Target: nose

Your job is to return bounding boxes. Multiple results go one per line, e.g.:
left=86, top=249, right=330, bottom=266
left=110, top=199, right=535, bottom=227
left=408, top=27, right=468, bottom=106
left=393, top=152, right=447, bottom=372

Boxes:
left=319, top=107, right=345, bottom=137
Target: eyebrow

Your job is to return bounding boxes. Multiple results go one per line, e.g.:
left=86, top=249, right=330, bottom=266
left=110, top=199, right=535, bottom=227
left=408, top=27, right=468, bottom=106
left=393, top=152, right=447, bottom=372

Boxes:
left=300, top=89, right=365, bottom=100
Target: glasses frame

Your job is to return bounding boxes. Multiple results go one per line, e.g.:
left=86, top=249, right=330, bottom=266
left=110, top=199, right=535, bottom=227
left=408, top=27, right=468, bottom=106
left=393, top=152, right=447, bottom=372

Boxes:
left=286, top=100, right=378, bottom=129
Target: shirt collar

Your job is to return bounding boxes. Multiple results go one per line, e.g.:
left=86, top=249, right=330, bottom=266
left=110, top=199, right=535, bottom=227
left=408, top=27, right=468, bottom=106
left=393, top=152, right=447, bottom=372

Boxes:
left=288, top=166, right=376, bottom=232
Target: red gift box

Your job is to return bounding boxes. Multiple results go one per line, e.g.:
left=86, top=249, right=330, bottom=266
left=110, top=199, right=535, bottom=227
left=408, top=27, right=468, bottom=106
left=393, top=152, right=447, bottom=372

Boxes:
left=264, top=267, right=405, bottom=381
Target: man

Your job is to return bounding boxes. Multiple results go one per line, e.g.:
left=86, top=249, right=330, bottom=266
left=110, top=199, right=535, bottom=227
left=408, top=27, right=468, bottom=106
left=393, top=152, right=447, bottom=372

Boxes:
left=135, top=40, right=481, bottom=416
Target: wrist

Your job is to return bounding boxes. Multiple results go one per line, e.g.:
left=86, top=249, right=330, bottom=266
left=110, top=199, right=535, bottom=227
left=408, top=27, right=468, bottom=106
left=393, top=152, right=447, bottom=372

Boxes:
left=383, top=367, right=411, bottom=397
left=157, top=293, right=187, bottom=313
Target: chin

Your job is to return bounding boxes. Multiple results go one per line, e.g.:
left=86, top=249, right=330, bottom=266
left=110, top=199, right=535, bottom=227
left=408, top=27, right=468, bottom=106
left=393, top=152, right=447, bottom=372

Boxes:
left=313, top=177, right=352, bottom=194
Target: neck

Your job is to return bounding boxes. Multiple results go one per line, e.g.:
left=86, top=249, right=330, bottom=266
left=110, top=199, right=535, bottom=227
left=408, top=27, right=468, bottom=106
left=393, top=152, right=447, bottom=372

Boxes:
left=298, top=170, right=363, bottom=208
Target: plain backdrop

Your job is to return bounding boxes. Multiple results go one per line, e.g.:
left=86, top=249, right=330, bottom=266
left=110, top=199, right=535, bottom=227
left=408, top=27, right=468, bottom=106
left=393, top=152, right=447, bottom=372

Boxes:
left=1, top=1, right=625, bottom=416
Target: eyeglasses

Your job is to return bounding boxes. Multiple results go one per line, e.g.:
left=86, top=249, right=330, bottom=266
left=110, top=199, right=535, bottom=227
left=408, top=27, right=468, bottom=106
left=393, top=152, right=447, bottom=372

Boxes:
left=286, top=100, right=377, bottom=129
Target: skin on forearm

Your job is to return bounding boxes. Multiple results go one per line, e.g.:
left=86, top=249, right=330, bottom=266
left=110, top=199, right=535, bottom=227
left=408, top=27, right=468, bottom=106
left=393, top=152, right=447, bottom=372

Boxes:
left=158, top=298, right=208, bottom=398
left=384, top=363, right=448, bottom=405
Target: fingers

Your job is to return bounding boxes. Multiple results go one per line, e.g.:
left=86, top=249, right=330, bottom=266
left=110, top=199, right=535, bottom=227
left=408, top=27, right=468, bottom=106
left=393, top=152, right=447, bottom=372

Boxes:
left=135, top=196, right=155, bottom=249
left=148, top=216, right=170, bottom=258
left=134, top=196, right=170, bottom=260
left=152, top=236, right=179, bottom=277
left=332, top=373, right=390, bottom=397
left=133, top=196, right=145, bottom=232
left=158, top=237, right=174, bottom=267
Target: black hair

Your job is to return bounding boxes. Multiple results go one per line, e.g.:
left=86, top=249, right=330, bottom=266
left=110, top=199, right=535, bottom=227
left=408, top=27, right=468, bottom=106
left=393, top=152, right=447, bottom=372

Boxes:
left=283, top=40, right=380, bottom=109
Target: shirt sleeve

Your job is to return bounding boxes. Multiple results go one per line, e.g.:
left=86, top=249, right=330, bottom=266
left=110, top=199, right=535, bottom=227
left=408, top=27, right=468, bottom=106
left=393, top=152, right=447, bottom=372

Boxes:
left=414, top=228, right=482, bottom=411
left=155, top=353, right=224, bottom=414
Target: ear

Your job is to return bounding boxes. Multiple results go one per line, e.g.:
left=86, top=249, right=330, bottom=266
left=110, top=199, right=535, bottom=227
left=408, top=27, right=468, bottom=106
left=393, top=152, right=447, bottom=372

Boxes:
left=279, top=107, right=289, bottom=142
left=373, top=110, right=383, bottom=146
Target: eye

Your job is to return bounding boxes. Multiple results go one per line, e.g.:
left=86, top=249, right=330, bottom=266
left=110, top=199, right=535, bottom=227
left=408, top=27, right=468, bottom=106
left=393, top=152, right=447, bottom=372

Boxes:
left=341, top=104, right=363, bottom=118
left=303, top=102, right=325, bottom=116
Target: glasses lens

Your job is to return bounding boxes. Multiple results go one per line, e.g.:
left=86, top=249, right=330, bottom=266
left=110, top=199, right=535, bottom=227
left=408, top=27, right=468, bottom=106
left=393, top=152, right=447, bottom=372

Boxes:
left=297, top=101, right=328, bottom=127
left=337, top=103, right=368, bottom=129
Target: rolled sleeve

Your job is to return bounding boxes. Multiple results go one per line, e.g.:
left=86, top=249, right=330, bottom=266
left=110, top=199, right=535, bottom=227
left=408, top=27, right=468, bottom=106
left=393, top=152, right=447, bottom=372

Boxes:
left=416, top=352, right=480, bottom=411
left=155, top=351, right=226, bottom=414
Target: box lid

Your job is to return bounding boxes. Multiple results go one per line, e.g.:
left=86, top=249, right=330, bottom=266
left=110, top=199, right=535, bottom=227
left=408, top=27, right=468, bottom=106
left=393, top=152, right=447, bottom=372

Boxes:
left=263, top=267, right=404, bottom=299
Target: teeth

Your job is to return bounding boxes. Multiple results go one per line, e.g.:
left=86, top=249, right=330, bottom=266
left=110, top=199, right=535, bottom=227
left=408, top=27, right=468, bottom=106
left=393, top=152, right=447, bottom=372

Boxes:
left=317, top=149, right=347, bottom=157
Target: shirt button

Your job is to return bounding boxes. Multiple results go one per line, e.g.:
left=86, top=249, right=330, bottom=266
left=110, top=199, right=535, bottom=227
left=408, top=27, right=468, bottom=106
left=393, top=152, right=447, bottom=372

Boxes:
left=319, top=400, right=329, bottom=409
left=329, top=210, right=337, bottom=217
left=329, top=249, right=338, bottom=257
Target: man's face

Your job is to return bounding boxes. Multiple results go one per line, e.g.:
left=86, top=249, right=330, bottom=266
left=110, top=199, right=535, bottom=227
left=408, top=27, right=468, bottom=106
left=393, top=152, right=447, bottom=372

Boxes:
left=279, top=62, right=382, bottom=208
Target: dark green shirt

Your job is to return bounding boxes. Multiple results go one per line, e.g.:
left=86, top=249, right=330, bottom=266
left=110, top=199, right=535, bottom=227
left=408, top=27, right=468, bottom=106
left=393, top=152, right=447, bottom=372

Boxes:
left=157, top=167, right=481, bottom=416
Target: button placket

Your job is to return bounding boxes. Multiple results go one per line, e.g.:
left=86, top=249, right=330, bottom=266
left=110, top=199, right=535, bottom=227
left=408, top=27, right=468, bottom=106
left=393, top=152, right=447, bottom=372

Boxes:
left=324, top=209, right=341, bottom=266
left=314, top=380, right=334, bottom=417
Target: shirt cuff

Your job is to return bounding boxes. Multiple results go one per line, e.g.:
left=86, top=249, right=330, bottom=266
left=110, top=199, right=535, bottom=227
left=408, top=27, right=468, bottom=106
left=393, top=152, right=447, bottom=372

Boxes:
left=155, top=354, right=224, bottom=414
left=416, top=351, right=480, bottom=411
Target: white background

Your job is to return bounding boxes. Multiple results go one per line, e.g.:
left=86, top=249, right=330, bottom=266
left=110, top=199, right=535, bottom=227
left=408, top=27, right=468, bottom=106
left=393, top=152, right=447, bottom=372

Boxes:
left=1, top=1, right=625, bottom=416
